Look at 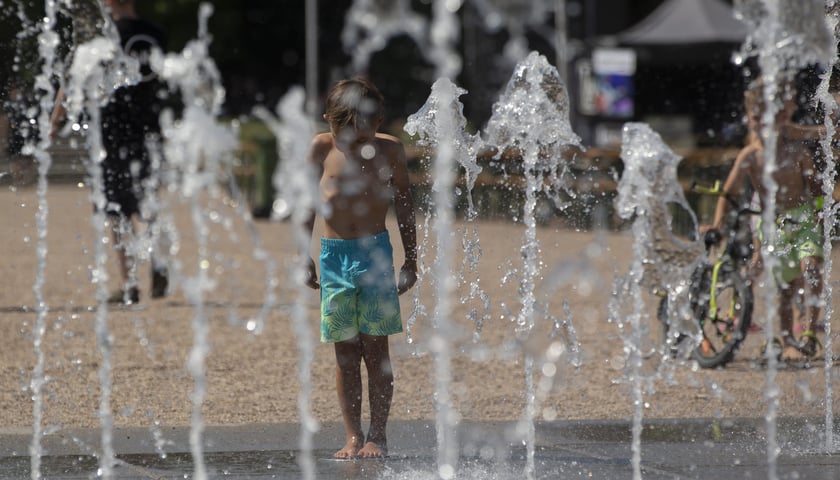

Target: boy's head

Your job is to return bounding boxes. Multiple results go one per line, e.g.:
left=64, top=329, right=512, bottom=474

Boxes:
left=324, top=76, right=384, bottom=144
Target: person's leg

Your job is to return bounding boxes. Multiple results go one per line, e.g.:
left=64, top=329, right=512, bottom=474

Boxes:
left=334, top=337, right=365, bottom=459
left=799, top=255, right=824, bottom=355
left=358, top=333, right=393, bottom=458
left=140, top=182, right=169, bottom=298
left=146, top=215, right=170, bottom=298
left=780, top=277, right=807, bottom=361
left=777, top=223, right=808, bottom=361
left=801, top=256, right=823, bottom=329
left=108, top=213, right=139, bottom=303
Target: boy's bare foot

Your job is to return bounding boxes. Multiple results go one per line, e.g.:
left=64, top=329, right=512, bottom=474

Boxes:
left=781, top=345, right=807, bottom=363
left=357, top=441, right=387, bottom=458
left=334, top=436, right=364, bottom=459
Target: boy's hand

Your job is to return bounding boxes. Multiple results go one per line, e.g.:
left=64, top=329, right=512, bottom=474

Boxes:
left=304, top=257, right=319, bottom=289
left=397, top=263, right=417, bottom=295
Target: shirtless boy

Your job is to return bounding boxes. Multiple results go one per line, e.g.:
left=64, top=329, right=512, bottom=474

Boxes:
left=706, top=80, right=826, bottom=363
left=302, top=77, right=418, bottom=458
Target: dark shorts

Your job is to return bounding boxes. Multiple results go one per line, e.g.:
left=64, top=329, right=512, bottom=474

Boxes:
left=101, top=139, right=151, bottom=218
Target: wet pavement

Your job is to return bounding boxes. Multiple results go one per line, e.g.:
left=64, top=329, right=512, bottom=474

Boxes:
left=2, top=417, right=840, bottom=479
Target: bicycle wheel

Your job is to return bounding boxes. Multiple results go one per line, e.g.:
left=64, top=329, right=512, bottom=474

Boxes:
left=690, top=265, right=753, bottom=368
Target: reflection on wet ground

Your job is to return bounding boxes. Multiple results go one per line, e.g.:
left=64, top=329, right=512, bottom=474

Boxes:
left=3, top=419, right=840, bottom=479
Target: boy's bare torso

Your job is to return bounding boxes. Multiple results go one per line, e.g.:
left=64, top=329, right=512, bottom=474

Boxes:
left=745, top=136, right=820, bottom=213
left=314, top=132, right=399, bottom=239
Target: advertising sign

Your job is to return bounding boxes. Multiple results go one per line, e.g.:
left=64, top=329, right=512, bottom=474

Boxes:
left=591, top=48, right=636, bottom=118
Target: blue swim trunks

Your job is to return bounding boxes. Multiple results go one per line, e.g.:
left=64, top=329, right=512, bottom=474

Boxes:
left=319, top=231, right=403, bottom=343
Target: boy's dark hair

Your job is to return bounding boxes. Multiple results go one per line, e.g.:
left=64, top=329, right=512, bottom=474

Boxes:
left=324, top=76, right=385, bottom=130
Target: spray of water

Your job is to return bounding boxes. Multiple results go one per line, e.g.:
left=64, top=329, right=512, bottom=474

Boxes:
left=613, top=122, right=705, bottom=480
left=737, top=1, right=835, bottom=476
left=253, top=86, right=319, bottom=479
left=484, top=50, right=580, bottom=480
left=27, top=1, right=64, bottom=478
left=469, top=0, right=556, bottom=65
left=151, top=4, right=239, bottom=479
left=58, top=15, right=145, bottom=479
left=405, top=77, right=482, bottom=478
left=342, top=0, right=429, bottom=73
left=815, top=1, right=840, bottom=453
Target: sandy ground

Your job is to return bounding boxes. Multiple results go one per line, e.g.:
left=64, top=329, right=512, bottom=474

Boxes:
left=1, top=183, right=839, bottom=434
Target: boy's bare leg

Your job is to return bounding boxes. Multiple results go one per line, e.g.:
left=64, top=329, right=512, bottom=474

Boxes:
left=358, top=334, right=393, bottom=458
left=334, top=338, right=365, bottom=458
left=799, top=256, right=824, bottom=356
left=802, top=256, right=824, bottom=332
left=780, top=281, right=806, bottom=362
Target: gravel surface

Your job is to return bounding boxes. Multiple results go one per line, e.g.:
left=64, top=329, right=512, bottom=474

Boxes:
left=1, top=184, right=838, bottom=432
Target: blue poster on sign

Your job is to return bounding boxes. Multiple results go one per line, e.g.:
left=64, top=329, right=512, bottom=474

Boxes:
left=594, top=73, right=634, bottom=118
left=591, top=48, right=636, bottom=119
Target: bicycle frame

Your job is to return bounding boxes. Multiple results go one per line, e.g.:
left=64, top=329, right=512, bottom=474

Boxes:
left=657, top=180, right=759, bottom=367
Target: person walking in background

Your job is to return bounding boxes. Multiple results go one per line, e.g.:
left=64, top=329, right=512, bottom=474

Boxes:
left=51, top=0, right=170, bottom=304
left=302, top=76, right=418, bottom=458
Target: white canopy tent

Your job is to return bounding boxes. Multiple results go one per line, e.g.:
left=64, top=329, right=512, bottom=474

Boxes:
left=618, top=0, right=748, bottom=46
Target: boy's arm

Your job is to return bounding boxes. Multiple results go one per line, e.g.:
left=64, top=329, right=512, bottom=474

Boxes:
left=709, top=146, right=753, bottom=231
left=778, top=122, right=825, bottom=141
left=302, top=208, right=319, bottom=290
left=390, top=139, right=417, bottom=294
left=301, top=136, right=327, bottom=290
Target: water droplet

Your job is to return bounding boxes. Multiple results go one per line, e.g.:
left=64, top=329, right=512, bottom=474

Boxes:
left=360, top=144, right=376, bottom=159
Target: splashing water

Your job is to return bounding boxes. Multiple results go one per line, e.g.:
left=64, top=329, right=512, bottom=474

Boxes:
left=469, top=0, right=557, bottom=65
left=737, top=2, right=836, bottom=476
left=405, top=76, right=487, bottom=339
left=342, top=0, right=429, bottom=73
left=17, top=2, right=588, bottom=479
left=816, top=1, right=840, bottom=453
left=341, top=0, right=471, bottom=80
left=405, top=77, right=483, bottom=478
left=428, top=0, right=463, bottom=80
left=254, top=87, right=319, bottom=479
left=58, top=17, right=145, bottom=480
left=484, top=50, right=580, bottom=480
left=27, top=1, right=63, bottom=478
left=21, top=2, right=283, bottom=478
left=613, top=122, right=705, bottom=480
left=154, top=5, right=239, bottom=480
left=404, top=49, right=583, bottom=479
left=16, top=1, right=840, bottom=479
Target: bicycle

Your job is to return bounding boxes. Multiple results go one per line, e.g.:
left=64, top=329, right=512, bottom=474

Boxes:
left=658, top=180, right=759, bottom=368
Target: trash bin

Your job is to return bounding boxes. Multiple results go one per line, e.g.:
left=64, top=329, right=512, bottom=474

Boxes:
left=240, top=122, right=278, bottom=219
left=253, top=135, right=279, bottom=218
